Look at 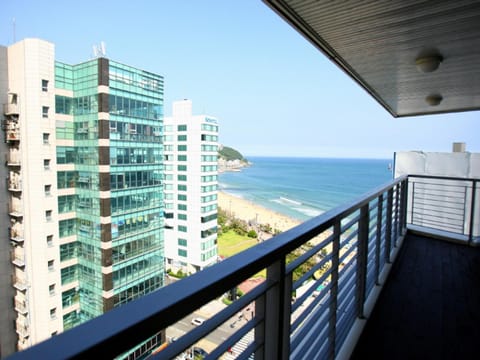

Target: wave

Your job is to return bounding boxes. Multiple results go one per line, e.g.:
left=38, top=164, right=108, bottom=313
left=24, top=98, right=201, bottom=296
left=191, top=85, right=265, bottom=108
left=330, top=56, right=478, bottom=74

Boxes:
left=271, top=197, right=324, bottom=219
left=278, top=196, right=302, bottom=206
left=293, top=206, right=323, bottom=218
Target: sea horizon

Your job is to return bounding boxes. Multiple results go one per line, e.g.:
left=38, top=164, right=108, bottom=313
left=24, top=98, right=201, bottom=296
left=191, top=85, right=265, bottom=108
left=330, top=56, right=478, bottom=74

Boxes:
left=218, top=156, right=394, bottom=222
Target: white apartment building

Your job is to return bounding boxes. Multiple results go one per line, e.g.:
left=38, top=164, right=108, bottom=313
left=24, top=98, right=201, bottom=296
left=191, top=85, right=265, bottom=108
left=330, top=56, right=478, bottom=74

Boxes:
left=163, top=100, right=219, bottom=274
left=1, top=39, right=63, bottom=354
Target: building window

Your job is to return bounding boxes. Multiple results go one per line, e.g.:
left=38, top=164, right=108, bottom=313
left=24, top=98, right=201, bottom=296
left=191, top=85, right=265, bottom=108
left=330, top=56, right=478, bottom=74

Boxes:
left=178, top=204, right=187, bottom=211
left=178, top=155, right=187, bottom=161
left=45, top=185, right=51, bottom=196
left=178, top=194, right=187, bottom=201
left=178, top=184, right=187, bottom=191
left=42, top=106, right=49, bottom=118
left=178, top=249, right=187, bottom=257
left=46, top=210, right=52, bottom=222
left=43, top=133, right=50, bottom=144
left=177, top=125, right=187, bottom=131
left=47, top=235, right=53, bottom=247
left=178, top=213, right=187, bottom=220
left=50, top=308, right=57, bottom=319
left=177, top=135, right=187, bottom=141
left=42, top=79, right=49, bottom=92
left=178, top=238, right=187, bottom=246
left=178, top=225, right=187, bottom=232
left=178, top=175, right=187, bottom=181
left=44, top=159, right=51, bottom=170
left=48, top=260, right=54, bottom=271
left=178, top=145, right=187, bottom=151
left=49, top=284, right=55, bottom=296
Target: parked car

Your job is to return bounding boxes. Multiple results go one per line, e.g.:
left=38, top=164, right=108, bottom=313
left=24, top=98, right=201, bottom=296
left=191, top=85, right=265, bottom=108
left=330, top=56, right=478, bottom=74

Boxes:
left=193, top=347, right=209, bottom=357
left=191, top=317, right=205, bottom=326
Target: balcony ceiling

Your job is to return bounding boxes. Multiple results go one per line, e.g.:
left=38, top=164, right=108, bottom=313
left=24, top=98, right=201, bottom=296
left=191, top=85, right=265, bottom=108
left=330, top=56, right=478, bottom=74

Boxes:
left=264, top=0, right=480, bottom=117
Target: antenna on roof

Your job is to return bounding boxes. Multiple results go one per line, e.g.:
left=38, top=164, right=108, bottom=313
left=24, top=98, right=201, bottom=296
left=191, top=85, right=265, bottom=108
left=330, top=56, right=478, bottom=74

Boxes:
left=92, top=41, right=106, bottom=58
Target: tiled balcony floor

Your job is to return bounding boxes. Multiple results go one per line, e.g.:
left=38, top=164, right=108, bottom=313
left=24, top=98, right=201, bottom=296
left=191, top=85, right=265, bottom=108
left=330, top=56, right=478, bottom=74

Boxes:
left=351, top=233, right=480, bottom=359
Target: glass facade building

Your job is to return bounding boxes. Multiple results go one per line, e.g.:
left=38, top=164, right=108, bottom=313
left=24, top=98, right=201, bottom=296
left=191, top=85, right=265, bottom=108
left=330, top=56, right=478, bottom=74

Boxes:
left=55, top=58, right=165, bottom=326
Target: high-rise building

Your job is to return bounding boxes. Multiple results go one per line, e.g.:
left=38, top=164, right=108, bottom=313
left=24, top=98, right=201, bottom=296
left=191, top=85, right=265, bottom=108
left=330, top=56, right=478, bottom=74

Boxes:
left=0, top=38, right=165, bottom=356
left=163, top=100, right=219, bottom=274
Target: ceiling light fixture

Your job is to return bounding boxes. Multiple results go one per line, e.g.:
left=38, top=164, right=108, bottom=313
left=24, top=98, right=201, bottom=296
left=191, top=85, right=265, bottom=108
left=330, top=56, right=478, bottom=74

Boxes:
left=425, top=94, right=443, bottom=106
left=416, top=54, right=443, bottom=73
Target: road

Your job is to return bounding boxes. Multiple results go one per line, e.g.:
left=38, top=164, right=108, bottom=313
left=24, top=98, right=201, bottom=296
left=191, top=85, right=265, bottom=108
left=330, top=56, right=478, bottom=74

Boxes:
left=165, top=301, right=249, bottom=354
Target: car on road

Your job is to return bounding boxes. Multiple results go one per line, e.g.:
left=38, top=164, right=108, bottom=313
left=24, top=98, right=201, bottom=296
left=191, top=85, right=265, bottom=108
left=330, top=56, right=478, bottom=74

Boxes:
left=193, top=347, right=209, bottom=357
left=191, top=317, right=205, bottom=326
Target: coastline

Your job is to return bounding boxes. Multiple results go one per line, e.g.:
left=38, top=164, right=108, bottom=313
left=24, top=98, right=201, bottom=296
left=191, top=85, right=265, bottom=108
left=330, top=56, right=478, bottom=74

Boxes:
left=217, top=191, right=301, bottom=233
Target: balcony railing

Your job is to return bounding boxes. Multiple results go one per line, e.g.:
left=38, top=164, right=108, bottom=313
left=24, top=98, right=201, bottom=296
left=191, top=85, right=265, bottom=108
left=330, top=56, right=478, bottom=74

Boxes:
left=406, top=175, right=479, bottom=245
left=6, top=175, right=478, bottom=360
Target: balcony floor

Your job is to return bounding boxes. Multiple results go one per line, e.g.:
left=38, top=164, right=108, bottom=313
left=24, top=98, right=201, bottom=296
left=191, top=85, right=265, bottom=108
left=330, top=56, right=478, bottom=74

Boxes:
left=351, top=232, right=480, bottom=359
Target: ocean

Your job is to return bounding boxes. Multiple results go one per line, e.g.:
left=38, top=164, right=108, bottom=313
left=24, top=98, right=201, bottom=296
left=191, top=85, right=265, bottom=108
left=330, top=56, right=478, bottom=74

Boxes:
left=218, top=157, right=394, bottom=222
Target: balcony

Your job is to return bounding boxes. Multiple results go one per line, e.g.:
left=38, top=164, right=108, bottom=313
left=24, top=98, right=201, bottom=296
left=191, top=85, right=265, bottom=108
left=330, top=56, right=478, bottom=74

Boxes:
left=12, top=274, right=28, bottom=292
left=5, top=174, right=479, bottom=359
left=3, top=102, right=19, bottom=116
left=3, top=119, right=20, bottom=142
left=6, top=149, right=21, bottom=166
left=11, top=252, right=25, bottom=268
left=7, top=176, right=22, bottom=192
left=10, top=224, right=24, bottom=243
left=14, top=299, right=28, bottom=315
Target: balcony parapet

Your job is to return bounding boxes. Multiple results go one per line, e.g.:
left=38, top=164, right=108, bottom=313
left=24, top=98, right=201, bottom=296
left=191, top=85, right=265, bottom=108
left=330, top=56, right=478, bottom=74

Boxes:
left=8, top=177, right=22, bottom=192
left=14, top=299, right=28, bottom=315
left=4, top=102, right=19, bottom=116
left=15, top=322, right=29, bottom=338
left=12, top=275, right=28, bottom=292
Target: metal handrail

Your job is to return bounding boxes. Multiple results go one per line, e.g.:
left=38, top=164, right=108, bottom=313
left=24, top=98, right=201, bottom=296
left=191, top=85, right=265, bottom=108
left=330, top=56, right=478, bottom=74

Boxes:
left=8, top=176, right=411, bottom=359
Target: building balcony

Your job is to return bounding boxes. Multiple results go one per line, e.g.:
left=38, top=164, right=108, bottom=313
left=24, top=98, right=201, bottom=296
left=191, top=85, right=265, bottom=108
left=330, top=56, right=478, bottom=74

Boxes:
left=15, top=321, right=29, bottom=339
left=5, top=174, right=479, bottom=359
left=6, top=150, right=21, bottom=166
left=12, top=275, right=28, bottom=292
left=14, top=299, right=28, bottom=315
left=10, top=225, right=24, bottom=243
left=3, top=102, right=19, bottom=116
left=7, top=177, right=22, bottom=192
left=11, top=252, right=25, bottom=268
left=9, top=208, right=23, bottom=218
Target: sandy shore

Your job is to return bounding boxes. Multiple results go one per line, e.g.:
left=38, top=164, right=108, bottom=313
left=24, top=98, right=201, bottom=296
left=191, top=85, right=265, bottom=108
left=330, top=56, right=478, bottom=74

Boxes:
left=218, top=191, right=301, bottom=233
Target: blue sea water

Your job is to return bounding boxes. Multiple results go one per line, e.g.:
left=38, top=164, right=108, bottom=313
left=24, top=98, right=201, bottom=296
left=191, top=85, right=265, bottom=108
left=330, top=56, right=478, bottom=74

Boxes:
left=218, top=157, right=394, bottom=222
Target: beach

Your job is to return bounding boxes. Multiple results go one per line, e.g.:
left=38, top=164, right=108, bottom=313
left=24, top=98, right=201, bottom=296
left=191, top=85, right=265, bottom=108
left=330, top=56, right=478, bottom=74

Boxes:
left=218, top=191, right=301, bottom=233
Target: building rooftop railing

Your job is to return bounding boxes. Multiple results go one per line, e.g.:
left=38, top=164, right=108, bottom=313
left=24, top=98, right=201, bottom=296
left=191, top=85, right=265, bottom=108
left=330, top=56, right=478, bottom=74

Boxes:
left=6, top=174, right=479, bottom=360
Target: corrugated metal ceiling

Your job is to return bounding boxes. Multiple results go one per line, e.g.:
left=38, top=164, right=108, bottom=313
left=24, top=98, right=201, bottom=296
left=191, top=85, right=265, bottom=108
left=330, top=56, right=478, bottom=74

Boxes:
left=264, top=0, right=480, bottom=117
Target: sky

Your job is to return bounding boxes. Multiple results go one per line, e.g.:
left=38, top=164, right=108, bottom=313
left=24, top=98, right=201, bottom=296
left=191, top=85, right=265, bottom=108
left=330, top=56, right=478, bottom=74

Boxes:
left=2, top=0, right=479, bottom=159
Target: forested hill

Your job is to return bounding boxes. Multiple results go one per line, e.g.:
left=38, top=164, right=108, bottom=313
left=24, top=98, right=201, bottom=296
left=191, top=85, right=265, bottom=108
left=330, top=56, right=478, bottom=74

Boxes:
left=218, top=146, right=247, bottom=162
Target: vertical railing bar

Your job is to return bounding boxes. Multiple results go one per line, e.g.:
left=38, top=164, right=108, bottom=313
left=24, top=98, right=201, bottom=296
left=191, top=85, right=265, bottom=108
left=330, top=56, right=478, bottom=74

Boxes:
left=375, top=193, right=383, bottom=285
left=410, top=180, right=415, bottom=225
left=328, top=220, right=341, bottom=360
left=468, top=179, right=476, bottom=244
left=254, top=294, right=266, bottom=360
left=385, top=188, right=393, bottom=263
left=394, top=183, right=400, bottom=245
left=356, top=204, right=369, bottom=319
left=262, top=258, right=288, bottom=360
left=281, top=272, right=292, bottom=360
left=401, top=179, right=408, bottom=235
left=462, top=184, right=468, bottom=236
